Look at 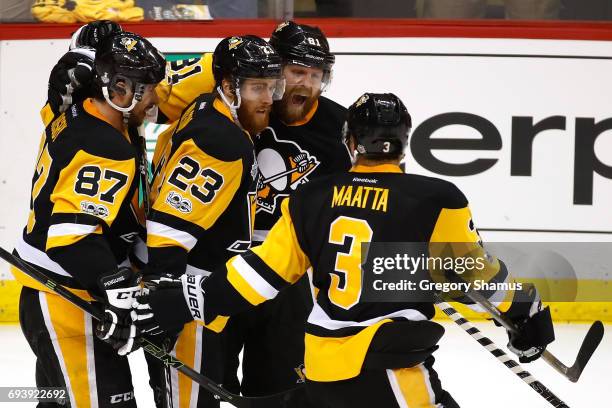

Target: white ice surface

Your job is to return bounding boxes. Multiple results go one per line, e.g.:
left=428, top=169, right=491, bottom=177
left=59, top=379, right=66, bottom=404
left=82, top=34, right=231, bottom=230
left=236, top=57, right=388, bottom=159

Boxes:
left=0, top=321, right=609, bottom=407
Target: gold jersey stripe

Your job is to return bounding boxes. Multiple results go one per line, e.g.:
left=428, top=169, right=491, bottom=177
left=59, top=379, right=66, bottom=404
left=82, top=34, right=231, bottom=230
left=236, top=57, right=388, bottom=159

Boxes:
left=304, top=319, right=392, bottom=382
left=174, top=321, right=200, bottom=408
left=44, top=292, right=93, bottom=407
left=391, top=365, right=437, bottom=408
left=227, top=262, right=267, bottom=306
left=46, top=226, right=103, bottom=251
left=249, top=198, right=310, bottom=284
left=40, top=103, right=55, bottom=128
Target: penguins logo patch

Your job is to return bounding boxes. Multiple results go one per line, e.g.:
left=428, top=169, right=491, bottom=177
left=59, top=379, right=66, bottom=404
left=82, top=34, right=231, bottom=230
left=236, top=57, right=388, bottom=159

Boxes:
left=121, top=37, right=138, bottom=52
left=228, top=37, right=244, bottom=50
left=256, top=127, right=320, bottom=214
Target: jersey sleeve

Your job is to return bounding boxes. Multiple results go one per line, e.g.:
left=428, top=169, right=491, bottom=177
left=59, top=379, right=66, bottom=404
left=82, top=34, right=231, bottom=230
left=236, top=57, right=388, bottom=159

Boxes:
left=146, top=136, right=245, bottom=276
left=202, top=197, right=312, bottom=323
left=40, top=103, right=56, bottom=128
left=156, top=54, right=216, bottom=124
left=427, top=184, right=515, bottom=312
left=46, top=148, right=136, bottom=290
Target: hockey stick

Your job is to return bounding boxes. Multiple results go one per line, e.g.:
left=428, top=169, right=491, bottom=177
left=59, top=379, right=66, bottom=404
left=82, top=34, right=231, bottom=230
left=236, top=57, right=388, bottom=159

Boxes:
left=434, top=295, right=570, bottom=408
left=461, top=284, right=604, bottom=383
left=0, top=246, right=304, bottom=408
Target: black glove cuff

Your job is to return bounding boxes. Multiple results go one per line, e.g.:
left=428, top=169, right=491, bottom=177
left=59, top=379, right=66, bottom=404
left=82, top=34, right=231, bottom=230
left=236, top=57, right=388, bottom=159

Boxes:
left=521, top=306, right=555, bottom=347
left=149, top=287, right=193, bottom=332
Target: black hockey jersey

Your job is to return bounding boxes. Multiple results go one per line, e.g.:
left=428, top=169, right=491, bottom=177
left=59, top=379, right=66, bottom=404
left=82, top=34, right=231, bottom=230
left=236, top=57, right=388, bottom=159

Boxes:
left=147, top=93, right=257, bottom=283
left=202, top=164, right=513, bottom=381
left=254, top=96, right=351, bottom=241
left=14, top=99, right=143, bottom=300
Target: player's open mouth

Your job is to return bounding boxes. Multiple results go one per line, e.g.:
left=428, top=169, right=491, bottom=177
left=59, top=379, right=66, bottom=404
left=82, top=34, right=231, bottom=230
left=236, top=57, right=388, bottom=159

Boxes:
left=291, top=95, right=308, bottom=105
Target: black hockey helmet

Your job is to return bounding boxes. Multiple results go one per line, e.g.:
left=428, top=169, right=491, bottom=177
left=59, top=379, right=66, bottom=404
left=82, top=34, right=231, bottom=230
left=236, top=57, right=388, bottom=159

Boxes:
left=269, top=21, right=335, bottom=72
left=95, top=31, right=166, bottom=88
left=212, top=35, right=282, bottom=86
left=344, top=93, right=412, bottom=158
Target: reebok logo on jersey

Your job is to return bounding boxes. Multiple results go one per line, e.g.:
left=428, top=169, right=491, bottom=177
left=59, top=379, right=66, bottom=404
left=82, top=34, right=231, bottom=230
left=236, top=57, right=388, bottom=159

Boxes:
left=352, top=177, right=378, bottom=184
left=166, top=191, right=192, bottom=213
left=80, top=201, right=109, bottom=218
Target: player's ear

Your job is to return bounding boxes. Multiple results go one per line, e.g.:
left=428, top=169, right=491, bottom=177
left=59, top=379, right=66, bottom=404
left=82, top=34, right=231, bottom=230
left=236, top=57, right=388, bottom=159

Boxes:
left=112, top=78, right=128, bottom=97
left=348, top=134, right=356, bottom=153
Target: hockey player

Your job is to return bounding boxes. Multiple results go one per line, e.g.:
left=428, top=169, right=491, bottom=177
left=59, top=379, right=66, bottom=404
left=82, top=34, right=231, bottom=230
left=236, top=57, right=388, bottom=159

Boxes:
left=221, top=21, right=351, bottom=400
left=150, top=21, right=350, bottom=403
left=141, top=35, right=284, bottom=408
left=12, top=32, right=165, bottom=407
left=132, top=93, right=555, bottom=407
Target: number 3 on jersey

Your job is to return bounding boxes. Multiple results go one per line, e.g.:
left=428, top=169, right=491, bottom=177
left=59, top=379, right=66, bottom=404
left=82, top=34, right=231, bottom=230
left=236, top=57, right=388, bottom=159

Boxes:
left=328, top=216, right=373, bottom=310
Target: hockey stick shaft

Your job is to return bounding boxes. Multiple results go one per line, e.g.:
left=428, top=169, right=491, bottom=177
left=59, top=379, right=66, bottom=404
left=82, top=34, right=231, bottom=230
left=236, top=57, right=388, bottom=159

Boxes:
left=0, top=247, right=249, bottom=408
left=434, top=295, right=570, bottom=408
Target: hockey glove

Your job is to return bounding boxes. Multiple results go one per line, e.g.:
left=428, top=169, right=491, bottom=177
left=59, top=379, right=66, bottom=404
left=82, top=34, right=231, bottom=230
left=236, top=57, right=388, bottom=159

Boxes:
left=132, top=273, right=207, bottom=337
left=95, top=267, right=142, bottom=356
left=48, top=47, right=96, bottom=115
left=69, top=20, right=123, bottom=50
left=502, top=285, right=555, bottom=363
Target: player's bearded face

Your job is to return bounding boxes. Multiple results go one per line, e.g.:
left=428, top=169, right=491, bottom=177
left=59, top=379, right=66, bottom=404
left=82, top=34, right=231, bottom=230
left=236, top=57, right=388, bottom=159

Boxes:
left=275, top=65, right=324, bottom=124
left=237, top=78, right=276, bottom=135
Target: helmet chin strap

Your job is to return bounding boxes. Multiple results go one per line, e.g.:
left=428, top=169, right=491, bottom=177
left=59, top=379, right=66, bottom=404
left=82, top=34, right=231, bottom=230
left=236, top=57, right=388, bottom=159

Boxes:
left=216, top=84, right=244, bottom=131
left=102, top=83, right=144, bottom=124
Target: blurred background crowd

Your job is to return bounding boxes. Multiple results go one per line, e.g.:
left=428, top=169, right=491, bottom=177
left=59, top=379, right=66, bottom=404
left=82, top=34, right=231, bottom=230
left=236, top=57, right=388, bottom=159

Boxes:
left=1, top=0, right=612, bottom=23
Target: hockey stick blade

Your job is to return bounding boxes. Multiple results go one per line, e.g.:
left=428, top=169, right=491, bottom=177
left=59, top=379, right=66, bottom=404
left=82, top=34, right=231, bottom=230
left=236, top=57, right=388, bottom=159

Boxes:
left=0, top=247, right=305, bottom=408
left=565, top=320, right=604, bottom=382
left=447, top=272, right=604, bottom=383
